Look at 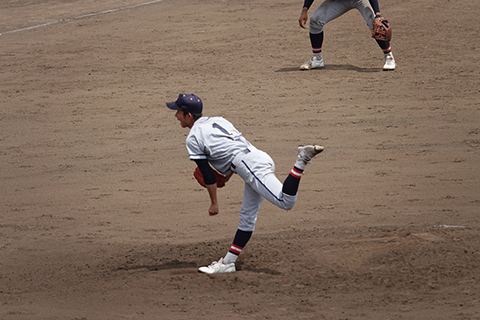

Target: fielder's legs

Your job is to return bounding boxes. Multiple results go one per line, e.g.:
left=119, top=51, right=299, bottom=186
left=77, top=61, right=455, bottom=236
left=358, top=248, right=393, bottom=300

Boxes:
left=356, top=0, right=396, bottom=70
left=301, top=0, right=353, bottom=69
left=302, top=0, right=395, bottom=70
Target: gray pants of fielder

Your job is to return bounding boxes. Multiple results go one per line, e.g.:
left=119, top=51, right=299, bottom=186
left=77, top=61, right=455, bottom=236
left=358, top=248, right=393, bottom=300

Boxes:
left=309, top=0, right=376, bottom=34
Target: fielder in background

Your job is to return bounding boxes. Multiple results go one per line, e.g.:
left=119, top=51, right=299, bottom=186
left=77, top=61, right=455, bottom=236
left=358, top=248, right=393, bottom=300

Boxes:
left=166, top=93, right=324, bottom=274
left=299, top=0, right=396, bottom=70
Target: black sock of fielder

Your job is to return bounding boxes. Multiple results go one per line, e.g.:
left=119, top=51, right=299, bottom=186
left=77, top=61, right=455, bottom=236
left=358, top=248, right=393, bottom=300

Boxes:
left=376, top=39, right=391, bottom=53
left=310, top=31, right=324, bottom=54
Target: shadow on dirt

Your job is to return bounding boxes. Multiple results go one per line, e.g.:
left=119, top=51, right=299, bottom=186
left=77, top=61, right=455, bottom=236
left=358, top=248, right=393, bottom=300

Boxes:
left=275, top=64, right=381, bottom=73
left=116, top=260, right=197, bottom=271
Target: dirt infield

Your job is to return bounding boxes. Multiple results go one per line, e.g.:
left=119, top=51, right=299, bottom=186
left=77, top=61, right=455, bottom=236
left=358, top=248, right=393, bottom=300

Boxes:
left=1, top=0, right=479, bottom=319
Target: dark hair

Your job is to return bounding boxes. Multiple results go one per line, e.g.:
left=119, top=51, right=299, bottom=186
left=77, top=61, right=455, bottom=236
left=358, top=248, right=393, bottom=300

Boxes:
left=182, top=109, right=202, bottom=120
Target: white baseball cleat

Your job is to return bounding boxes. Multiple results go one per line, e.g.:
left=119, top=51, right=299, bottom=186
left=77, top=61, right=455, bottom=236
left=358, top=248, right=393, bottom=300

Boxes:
left=198, top=258, right=236, bottom=274
left=298, top=145, right=324, bottom=164
left=300, top=55, right=324, bottom=70
left=383, top=52, right=396, bottom=71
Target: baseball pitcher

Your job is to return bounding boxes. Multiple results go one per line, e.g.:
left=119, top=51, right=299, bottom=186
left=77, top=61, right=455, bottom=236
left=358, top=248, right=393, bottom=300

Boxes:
left=167, top=93, right=324, bottom=274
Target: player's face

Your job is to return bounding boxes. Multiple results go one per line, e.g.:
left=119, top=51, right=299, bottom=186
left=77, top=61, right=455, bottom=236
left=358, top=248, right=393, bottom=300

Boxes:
left=175, top=109, right=194, bottom=128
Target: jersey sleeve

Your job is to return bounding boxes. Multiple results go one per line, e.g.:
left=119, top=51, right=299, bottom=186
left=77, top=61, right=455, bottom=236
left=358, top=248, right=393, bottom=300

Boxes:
left=303, top=0, right=314, bottom=9
left=369, top=0, right=380, bottom=13
left=186, top=134, right=207, bottom=161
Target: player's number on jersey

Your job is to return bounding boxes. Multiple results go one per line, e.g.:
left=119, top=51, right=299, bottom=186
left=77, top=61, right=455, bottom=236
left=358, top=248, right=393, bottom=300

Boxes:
left=212, top=123, right=232, bottom=135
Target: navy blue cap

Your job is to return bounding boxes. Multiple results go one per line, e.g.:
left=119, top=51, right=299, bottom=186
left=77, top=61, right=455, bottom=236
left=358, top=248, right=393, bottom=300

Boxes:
left=166, top=93, right=203, bottom=114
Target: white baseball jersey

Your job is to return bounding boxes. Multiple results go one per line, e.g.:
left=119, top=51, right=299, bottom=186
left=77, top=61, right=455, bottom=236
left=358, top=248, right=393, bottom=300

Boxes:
left=186, top=116, right=298, bottom=231
left=186, top=117, right=251, bottom=175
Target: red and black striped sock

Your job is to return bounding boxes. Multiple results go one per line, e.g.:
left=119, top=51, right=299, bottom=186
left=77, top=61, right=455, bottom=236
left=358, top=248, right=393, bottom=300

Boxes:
left=309, top=31, right=324, bottom=55
left=376, top=39, right=392, bottom=54
left=228, top=229, right=252, bottom=256
left=282, top=166, right=304, bottom=196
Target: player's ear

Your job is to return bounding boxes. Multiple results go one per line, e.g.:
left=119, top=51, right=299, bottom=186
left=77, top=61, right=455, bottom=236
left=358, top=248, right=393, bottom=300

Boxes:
left=186, top=112, right=196, bottom=126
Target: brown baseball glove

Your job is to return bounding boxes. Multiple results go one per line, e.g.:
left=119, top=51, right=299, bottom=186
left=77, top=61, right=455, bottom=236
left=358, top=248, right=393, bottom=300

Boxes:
left=194, top=167, right=226, bottom=188
left=372, top=15, right=392, bottom=41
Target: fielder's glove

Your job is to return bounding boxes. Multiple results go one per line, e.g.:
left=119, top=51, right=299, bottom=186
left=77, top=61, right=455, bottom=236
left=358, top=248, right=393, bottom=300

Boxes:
left=372, top=15, right=392, bottom=41
left=194, top=167, right=227, bottom=188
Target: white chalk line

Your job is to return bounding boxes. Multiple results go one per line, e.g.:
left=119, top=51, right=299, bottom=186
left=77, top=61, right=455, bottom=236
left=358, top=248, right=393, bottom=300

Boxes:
left=434, top=225, right=467, bottom=229
left=0, top=0, right=165, bottom=36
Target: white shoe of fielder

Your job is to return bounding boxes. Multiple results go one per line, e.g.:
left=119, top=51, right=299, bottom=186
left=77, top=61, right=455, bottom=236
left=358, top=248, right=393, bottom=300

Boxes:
left=300, top=55, right=324, bottom=70
left=198, top=258, right=235, bottom=274
left=298, top=145, right=324, bottom=164
left=383, top=52, right=396, bottom=71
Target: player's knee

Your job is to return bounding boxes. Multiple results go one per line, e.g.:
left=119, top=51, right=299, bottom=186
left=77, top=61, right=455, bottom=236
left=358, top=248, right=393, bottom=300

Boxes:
left=281, top=201, right=295, bottom=211
left=309, top=18, right=324, bottom=33
left=238, top=218, right=257, bottom=232
left=273, top=201, right=294, bottom=211
left=280, top=194, right=297, bottom=211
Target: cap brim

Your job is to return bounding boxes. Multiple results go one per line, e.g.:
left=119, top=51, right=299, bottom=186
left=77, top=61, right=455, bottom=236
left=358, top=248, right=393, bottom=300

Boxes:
left=166, top=101, right=181, bottom=110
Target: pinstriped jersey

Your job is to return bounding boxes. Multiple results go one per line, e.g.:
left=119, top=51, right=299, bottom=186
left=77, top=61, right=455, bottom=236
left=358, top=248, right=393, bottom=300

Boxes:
left=186, top=117, right=251, bottom=175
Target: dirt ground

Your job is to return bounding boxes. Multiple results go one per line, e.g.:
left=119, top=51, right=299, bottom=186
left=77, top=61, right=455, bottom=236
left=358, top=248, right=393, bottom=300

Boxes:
left=1, top=0, right=479, bottom=319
